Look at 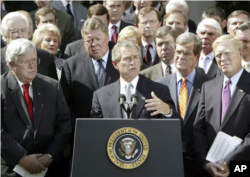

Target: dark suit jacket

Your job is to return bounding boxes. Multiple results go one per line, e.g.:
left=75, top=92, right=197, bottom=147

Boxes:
left=64, top=40, right=116, bottom=59
left=30, top=8, right=74, bottom=42
left=1, top=10, right=8, bottom=19
left=121, top=8, right=135, bottom=20
left=193, top=70, right=250, bottom=167
left=123, top=11, right=137, bottom=25
left=1, top=46, right=58, bottom=80
left=51, top=1, right=88, bottom=40
left=140, top=63, right=205, bottom=81
left=91, top=75, right=183, bottom=122
left=118, top=20, right=135, bottom=32
left=1, top=71, right=71, bottom=177
left=60, top=50, right=119, bottom=128
left=188, top=19, right=197, bottom=34
left=156, top=70, right=213, bottom=157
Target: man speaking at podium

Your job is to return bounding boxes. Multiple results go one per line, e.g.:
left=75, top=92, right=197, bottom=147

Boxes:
left=91, top=40, right=182, bottom=122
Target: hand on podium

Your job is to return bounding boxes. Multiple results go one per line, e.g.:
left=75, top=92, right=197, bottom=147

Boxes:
left=203, top=161, right=230, bottom=177
left=145, top=91, right=171, bottom=116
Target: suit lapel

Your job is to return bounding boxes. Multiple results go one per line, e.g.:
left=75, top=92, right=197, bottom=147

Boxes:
left=169, top=74, right=178, bottom=111
left=184, top=71, right=202, bottom=124
left=83, top=56, right=99, bottom=90
left=8, top=72, right=33, bottom=130
left=32, top=76, right=45, bottom=136
left=131, top=76, right=149, bottom=118
left=221, top=70, right=250, bottom=129
left=207, top=57, right=218, bottom=77
left=107, top=80, right=122, bottom=118
left=120, top=20, right=125, bottom=31
left=104, top=50, right=115, bottom=86
left=212, top=76, right=224, bottom=132
left=153, top=63, right=163, bottom=80
left=153, top=53, right=160, bottom=65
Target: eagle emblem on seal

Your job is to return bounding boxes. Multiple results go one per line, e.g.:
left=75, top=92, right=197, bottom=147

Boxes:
left=118, top=138, right=138, bottom=159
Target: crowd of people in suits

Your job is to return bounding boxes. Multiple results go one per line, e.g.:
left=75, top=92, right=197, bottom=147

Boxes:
left=1, top=0, right=250, bottom=177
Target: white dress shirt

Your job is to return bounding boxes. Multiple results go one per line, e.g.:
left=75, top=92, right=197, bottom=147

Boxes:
left=242, top=60, right=250, bottom=72
left=223, top=68, right=243, bottom=97
left=122, top=8, right=132, bottom=18
left=184, top=26, right=189, bottom=33
left=141, top=39, right=156, bottom=63
left=61, top=0, right=74, bottom=14
left=92, top=49, right=109, bottom=76
left=199, top=51, right=215, bottom=74
left=15, top=76, right=33, bottom=100
left=120, top=75, right=139, bottom=118
left=108, top=21, right=121, bottom=41
left=161, top=62, right=177, bottom=76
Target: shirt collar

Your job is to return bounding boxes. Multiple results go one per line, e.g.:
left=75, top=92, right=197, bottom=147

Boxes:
left=135, top=10, right=138, bottom=15
left=184, top=26, right=189, bottom=33
left=141, top=39, right=155, bottom=50
left=1, top=2, right=6, bottom=10
left=223, top=68, right=244, bottom=86
left=92, top=49, right=109, bottom=65
left=155, top=2, right=161, bottom=11
left=124, top=8, right=131, bottom=16
left=242, top=59, right=250, bottom=66
left=176, top=68, right=196, bottom=84
left=200, top=51, right=214, bottom=61
left=161, top=61, right=176, bottom=73
left=14, top=74, right=33, bottom=88
left=120, top=75, right=139, bottom=90
left=61, top=0, right=73, bottom=9
left=109, top=20, right=121, bottom=30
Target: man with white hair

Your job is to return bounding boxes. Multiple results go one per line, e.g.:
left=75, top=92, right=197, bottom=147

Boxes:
left=166, top=0, right=197, bottom=34
left=1, top=12, right=58, bottom=80
left=196, top=18, right=222, bottom=77
left=1, top=38, right=71, bottom=177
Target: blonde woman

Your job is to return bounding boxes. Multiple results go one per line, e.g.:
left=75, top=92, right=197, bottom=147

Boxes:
left=32, top=23, right=64, bottom=80
left=117, top=26, right=142, bottom=47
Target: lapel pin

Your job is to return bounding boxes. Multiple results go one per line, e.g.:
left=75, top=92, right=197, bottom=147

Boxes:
left=38, top=93, right=41, bottom=95
left=198, top=89, right=200, bottom=92
left=142, top=97, right=145, bottom=100
left=41, top=104, right=43, bottom=107
left=239, top=89, right=243, bottom=92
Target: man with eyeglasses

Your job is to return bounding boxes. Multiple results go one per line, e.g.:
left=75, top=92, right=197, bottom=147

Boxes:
left=137, top=7, right=162, bottom=70
left=1, top=12, right=58, bottom=80
left=1, top=38, right=71, bottom=177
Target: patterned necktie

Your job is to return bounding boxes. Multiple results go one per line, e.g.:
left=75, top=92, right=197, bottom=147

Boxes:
left=97, top=59, right=105, bottom=88
left=22, top=84, right=33, bottom=123
left=111, top=25, right=118, bottom=43
left=66, top=3, right=74, bottom=19
left=178, top=78, right=188, bottom=119
left=125, top=83, right=132, bottom=109
left=165, top=65, right=172, bottom=75
left=245, top=63, right=249, bottom=72
left=221, top=79, right=231, bottom=123
left=144, top=44, right=152, bottom=65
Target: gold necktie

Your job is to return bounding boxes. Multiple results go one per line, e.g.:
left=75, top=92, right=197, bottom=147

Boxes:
left=178, top=78, right=188, bottom=119
left=245, top=63, right=249, bottom=72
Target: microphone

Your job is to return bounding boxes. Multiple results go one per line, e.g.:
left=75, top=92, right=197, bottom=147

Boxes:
left=130, top=94, right=138, bottom=111
left=118, top=94, right=126, bottom=111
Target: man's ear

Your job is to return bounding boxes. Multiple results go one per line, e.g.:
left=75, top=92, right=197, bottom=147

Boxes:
left=112, top=61, right=119, bottom=70
left=55, top=19, right=58, bottom=26
left=35, top=21, right=39, bottom=27
left=222, top=19, right=227, bottom=28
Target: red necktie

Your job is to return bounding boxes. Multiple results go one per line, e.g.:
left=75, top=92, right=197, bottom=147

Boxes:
left=144, top=44, right=152, bottom=65
left=22, top=84, right=33, bottom=123
left=111, top=25, right=118, bottom=43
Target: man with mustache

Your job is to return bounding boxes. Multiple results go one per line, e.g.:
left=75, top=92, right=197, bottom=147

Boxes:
left=137, top=7, right=162, bottom=70
left=103, top=0, right=134, bottom=43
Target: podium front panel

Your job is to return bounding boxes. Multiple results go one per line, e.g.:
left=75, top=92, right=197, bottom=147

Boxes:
left=71, top=119, right=184, bottom=177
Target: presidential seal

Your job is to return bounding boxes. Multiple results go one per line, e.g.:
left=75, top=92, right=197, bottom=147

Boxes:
left=107, top=127, right=149, bottom=169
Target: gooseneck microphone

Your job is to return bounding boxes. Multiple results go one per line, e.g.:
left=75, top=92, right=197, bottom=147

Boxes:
left=118, top=94, right=126, bottom=111
left=118, top=94, right=138, bottom=119
left=130, top=94, right=138, bottom=111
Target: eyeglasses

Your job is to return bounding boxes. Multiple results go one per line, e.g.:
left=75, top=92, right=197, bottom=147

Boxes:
left=16, top=58, right=40, bottom=67
left=9, top=28, right=28, bottom=35
left=140, top=20, right=158, bottom=26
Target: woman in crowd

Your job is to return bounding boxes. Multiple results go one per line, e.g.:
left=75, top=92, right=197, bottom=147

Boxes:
left=117, top=26, right=141, bottom=47
left=32, top=23, right=64, bottom=80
